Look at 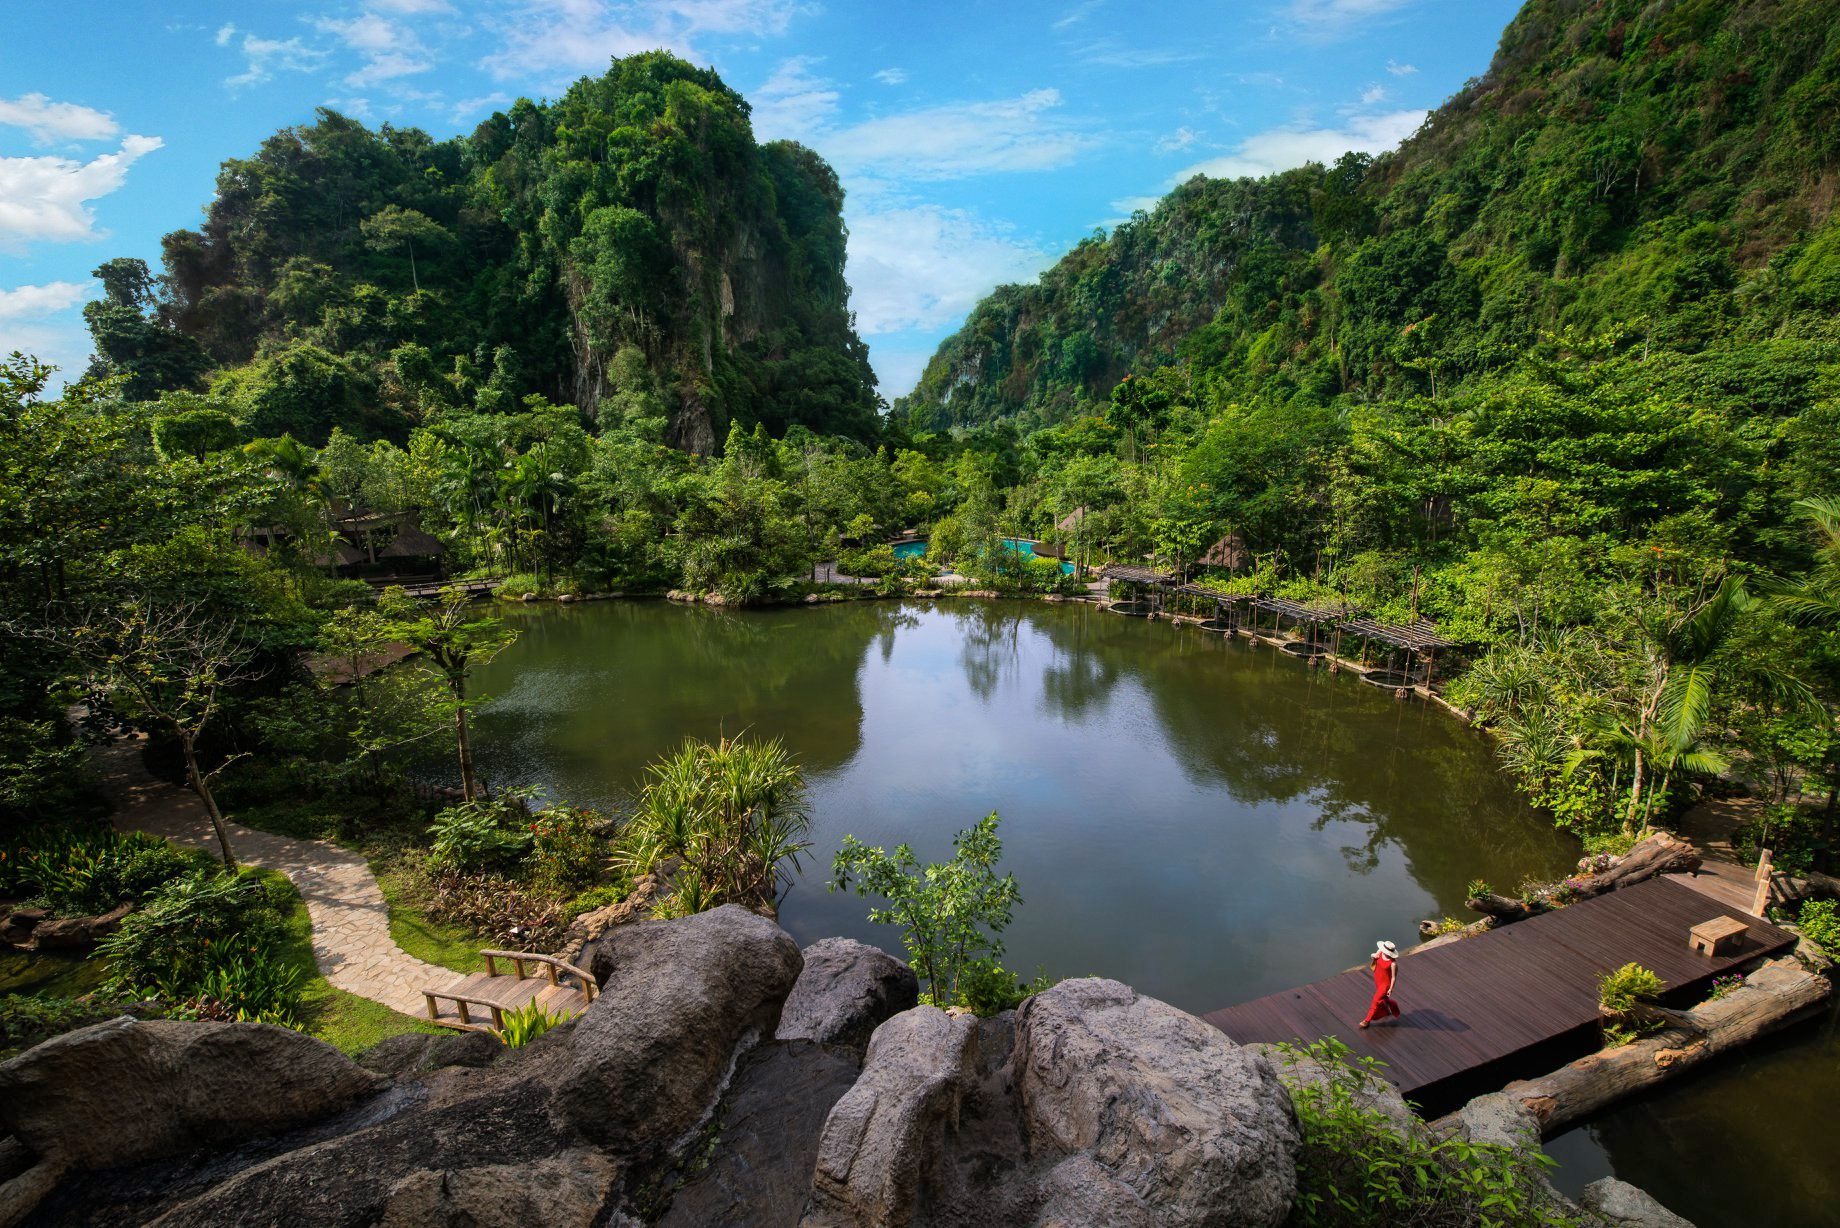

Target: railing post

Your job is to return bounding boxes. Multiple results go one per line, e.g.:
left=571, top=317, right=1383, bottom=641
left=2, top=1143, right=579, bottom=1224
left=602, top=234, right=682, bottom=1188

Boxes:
left=424, top=992, right=439, bottom=1022
left=483, top=953, right=498, bottom=978
left=457, top=1000, right=472, bottom=1026
left=1755, top=849, right=1773, bottom=882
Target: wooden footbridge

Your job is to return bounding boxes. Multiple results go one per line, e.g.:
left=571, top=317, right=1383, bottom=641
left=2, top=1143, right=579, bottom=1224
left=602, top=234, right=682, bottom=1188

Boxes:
left=423, top=950, right=599, bottom=1033
left=1204, top=875, right=1798, bottom=1113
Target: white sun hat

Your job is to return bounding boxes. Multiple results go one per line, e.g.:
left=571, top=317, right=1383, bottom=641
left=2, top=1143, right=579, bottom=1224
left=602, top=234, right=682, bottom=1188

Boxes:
left=1375, top=940, right=1399, bottom=959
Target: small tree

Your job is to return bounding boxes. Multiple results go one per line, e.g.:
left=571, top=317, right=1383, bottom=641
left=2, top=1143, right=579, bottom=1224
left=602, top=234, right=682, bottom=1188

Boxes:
left=28, top=599, right=261, bottom=867
left=831, top=812, right=1021, bottom=1006
left=381, top=588, right=518, bottom=802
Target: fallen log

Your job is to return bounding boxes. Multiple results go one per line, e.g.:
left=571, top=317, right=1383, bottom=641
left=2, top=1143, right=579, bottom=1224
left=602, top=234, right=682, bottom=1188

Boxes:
left=1496, top=956, right=1830, bottom=1138
left=1463, top=833, right=1706, bottom=928
left=1579, top=832, right=1702, bottom=893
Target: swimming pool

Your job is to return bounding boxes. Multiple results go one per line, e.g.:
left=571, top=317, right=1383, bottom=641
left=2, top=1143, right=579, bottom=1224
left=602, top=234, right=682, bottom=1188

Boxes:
left=890, top=537, right=1075, bottom=575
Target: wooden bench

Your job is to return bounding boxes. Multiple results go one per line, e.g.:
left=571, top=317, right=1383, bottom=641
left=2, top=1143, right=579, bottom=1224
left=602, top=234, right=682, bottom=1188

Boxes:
left=1688, top=915, right=1749, bottom=957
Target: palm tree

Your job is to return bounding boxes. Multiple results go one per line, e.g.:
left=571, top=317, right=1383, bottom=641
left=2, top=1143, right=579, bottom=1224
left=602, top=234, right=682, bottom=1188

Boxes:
left=1766, top=497, right=1840, bottom=629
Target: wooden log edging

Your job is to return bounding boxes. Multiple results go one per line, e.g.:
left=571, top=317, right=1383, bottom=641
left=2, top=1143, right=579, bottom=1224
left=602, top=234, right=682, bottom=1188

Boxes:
left=1441, top=951, right=1832, bottom=1140
left=1461, top=833, right=1703, bottom=926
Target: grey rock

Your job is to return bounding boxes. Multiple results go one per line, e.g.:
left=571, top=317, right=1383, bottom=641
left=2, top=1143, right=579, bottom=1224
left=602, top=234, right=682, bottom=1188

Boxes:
left=1012, top=978, right=1299, bottom=1228
left=30, top=903, right=133, bottom=952
left=802, top=1006, right=979, bottom=1228
left=1253, top=1042, right=1422, bottom=1140
left=0, top=1018, right=384, bottom=1171
left=1032, top=1154, right=1154, bottom=1228
left=0, top=906, right=48, bottom=948
left=1581, top=1178, right=1697, bottom=1228
left=777, top=938, right=920, bottom=1061
left=558, top=904, right=803, bottom=1153
left=1452, top=1092, right=1544, bottom=1152
left=359, top=1029, right=505, bottom=1079
left=372, top=1149, right=619, bottom=1227
left=658, top=1040, right=862, bottom=1228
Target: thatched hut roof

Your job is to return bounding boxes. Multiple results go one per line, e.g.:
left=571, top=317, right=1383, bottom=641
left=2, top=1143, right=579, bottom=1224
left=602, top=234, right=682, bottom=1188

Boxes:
left=379, top=525, right=446, bottom=559
left=305, top=540, right=367, bottom=568
left=1056, top=506, right=1088, bottom=533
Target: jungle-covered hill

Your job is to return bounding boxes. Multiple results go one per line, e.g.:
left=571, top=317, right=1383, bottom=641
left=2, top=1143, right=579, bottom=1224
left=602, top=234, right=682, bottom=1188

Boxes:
left=89, top=52, right=879, bottom=451
left=893, top=0, right=1840, bottom=431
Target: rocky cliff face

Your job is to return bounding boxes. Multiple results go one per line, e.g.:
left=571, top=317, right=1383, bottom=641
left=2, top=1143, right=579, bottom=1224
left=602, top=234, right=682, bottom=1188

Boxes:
left=0, top=907, right=1307, bottom=1228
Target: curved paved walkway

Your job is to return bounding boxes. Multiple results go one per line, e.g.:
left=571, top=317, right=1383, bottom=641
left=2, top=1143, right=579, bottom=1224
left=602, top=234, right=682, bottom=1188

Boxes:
left=96, top=737, right=450, bottom=1017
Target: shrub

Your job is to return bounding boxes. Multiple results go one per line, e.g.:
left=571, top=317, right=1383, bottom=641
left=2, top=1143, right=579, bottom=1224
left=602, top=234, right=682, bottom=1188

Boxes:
left=614, top=735, right=810, bottom=911
left=1273, top=1038, right=1572, bottom=1226
left=492, top=1000, right=568, bottom=1047
left=526, top=804, right=605, bottom=896
left=428, top=797, right=533, bottom=873
left=1795, top=899, right=1840, bottom=955
left=99, top=869, right=300, bottom=1023
left=1597, top=962, right=1665, bottom=1015
left=1734, top=803, right=1826, bottom=876
left=1424, top=916, right=1469, bottom=937
left=1465, top=879, right=1494, bottom=901
left=837, top=544, right=898, bottom=578
left=2, top=824, right=197, bottom=916
left=832, top=811, right=1021, bottom=1008
left=956, top=961, right=1057, bottom=1017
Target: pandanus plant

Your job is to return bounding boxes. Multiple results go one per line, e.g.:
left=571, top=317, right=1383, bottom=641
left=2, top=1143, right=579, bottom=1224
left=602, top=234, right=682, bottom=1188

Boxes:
left=614, top=734, right=811, bottom=913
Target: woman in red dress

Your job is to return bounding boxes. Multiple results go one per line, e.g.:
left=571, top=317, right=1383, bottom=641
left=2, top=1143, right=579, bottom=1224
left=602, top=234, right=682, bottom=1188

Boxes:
left=1359, top=939, right=1401, bottom=1028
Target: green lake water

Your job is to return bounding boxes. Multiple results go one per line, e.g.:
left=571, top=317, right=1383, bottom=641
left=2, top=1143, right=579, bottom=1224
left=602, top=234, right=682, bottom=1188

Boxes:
left=456, top=597, right=1826, bottom=1224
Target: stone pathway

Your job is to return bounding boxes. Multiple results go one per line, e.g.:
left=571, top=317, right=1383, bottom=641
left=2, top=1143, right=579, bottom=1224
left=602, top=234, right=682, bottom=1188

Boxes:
left=96, top=737, right=452, bottom=1017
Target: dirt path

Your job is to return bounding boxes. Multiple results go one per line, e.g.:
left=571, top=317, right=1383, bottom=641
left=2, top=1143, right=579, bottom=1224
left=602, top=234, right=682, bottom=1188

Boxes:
left=96, top=738, right=452, bottom=1017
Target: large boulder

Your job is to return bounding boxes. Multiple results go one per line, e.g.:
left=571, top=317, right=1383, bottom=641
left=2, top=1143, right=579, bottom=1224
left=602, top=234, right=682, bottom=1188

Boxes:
left=556, top=904, right=804, bottom=1152
left=659, top=1041, right=863, bottom=1228
left=0, top=1018, right=384, bottom=1171
left=802, top=1006, right=979, bottom=1228
left=371, top=1149, right=622, bottom=1228
left=1580, top=1178, right=1697, bottom=1228
left=777, top=938, right=920, bottom=1061
left=1011, top=979, right=1299, bottom=1228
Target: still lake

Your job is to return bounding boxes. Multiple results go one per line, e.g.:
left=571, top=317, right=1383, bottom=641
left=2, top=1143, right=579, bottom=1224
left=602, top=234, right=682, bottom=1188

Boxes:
left=455, top=597, right=1833, bottom=1226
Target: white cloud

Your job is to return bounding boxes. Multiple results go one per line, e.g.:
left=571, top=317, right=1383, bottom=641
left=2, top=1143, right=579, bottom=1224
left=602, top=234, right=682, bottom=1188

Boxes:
left=872, top=68, right=907, bottom=86
left=1053, top=0, right=1104, bottom=29
left=1155, top=126, right=1199, bottom=154
left=1286, top=0, right=1412, bottom=36
left=0, top=94, right=119, bottom=144
left=844, top=204, right=1053, bottom=337
left=1360, top=84, right=1386, bottom=104
left=452, top=92, right=513, bottom=122
left=1174, top=108, right=1423, bottom=181
left=1386, top=58, right=1417, bottom=75
left=318, top=13, right=435, bottom=89
left=0, top=281, right=89, bottom=322
left=214, top=22, right=236, bottom=46
left=370, top=0, right=455, bottom=11
left=226, top=34, right=328, bottom=89
left=1109, top=194, right=1161, bottom=216
left=1073, top=42, right=1201, bottom=68
left=0, top=135, right=163, bottom=248
left=480, top=0, right=804, bottom=82
left=821, top=89, right=1093, bottom=180
left=751, top=57, right=839, bottom=140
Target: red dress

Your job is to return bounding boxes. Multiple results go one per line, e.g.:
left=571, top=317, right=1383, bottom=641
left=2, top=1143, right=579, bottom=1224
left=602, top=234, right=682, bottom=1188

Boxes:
left=1362, top=955, right=1400, bottom=1025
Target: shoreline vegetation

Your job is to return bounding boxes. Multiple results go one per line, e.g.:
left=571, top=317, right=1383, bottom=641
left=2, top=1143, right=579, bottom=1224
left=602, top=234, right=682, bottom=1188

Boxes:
left=5, top=0, right=1840, bottom=1221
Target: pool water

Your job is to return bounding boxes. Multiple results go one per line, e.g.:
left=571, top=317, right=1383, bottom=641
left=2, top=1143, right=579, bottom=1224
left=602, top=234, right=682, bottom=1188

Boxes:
left=889, top=537, right=1076, bottom=575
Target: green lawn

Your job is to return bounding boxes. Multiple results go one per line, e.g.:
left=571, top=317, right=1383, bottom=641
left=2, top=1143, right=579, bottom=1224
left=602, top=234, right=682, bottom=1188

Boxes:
left=372, top=861, right=488, bottom=974
left=263, top=871, right=445, bottom=1054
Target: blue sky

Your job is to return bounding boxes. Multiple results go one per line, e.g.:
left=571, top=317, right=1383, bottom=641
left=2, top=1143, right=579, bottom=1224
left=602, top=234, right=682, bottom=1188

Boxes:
left=0, top=0, right=1518, bottom=399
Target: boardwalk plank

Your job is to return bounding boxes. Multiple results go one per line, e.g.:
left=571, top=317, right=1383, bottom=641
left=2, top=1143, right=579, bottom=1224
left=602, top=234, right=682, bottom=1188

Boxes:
left=1205, top=876, right=1796, bottom=1105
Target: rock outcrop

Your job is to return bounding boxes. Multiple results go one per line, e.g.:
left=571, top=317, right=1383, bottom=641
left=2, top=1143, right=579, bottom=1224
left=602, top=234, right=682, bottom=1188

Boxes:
left=560, top=904, right=802, bottom=1151
left=1581, top=1178, right=1697, bottom=1227
left=0, top=1018, right=384, bottom=1172
left=803, top=1006, right=979, bottom=1228
left=777, top=937, right=921, bottom=1062
left=1012, top=979, right=1300, bottom=1228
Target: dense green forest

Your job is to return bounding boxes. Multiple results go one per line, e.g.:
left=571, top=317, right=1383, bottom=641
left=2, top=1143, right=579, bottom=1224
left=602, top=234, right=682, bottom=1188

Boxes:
left=87, top=51, right=879, bottom=450
left=5, top=0, right=1840, bottom=884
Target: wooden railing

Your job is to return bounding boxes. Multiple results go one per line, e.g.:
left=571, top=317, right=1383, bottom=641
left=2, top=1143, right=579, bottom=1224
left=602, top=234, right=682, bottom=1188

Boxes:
left=424, top=989, right=514, bottom=1031
left=480, top=949, right=600, bottom=1001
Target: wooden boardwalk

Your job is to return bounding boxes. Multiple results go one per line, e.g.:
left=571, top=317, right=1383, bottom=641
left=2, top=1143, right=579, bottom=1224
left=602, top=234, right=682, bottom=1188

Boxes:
left=1203, top=876, right=1798, bottom=1112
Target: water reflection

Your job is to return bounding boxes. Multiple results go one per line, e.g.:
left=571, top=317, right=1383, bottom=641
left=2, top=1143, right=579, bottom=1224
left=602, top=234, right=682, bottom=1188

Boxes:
left=461, top=599, right=1577, bottom=1010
